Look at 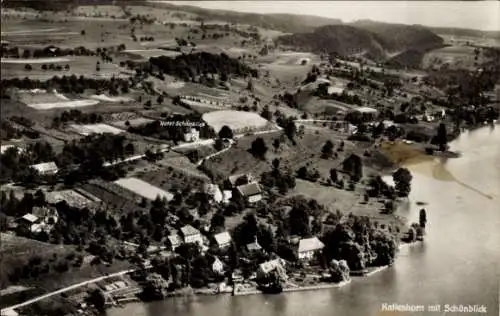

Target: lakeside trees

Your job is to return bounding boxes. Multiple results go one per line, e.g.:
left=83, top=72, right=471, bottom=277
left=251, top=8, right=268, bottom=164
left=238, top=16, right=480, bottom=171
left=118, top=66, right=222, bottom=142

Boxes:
left=392, top=168, right=413, bottom=197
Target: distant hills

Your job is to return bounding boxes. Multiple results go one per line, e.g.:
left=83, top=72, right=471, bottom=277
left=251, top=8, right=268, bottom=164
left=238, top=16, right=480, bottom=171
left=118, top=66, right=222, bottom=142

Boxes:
left=147, top=2, right=342, bottom=33
left=276, top=21, right=445, bottom=63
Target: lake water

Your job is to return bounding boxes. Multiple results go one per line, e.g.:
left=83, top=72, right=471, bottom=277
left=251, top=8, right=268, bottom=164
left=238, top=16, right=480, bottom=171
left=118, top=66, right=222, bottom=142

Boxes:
left=110, top=125, right=500, bottom=316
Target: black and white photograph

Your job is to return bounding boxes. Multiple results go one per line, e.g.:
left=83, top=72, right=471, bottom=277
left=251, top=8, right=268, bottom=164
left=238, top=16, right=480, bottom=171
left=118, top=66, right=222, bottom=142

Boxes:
left=0, top=1, right=499, bottom=315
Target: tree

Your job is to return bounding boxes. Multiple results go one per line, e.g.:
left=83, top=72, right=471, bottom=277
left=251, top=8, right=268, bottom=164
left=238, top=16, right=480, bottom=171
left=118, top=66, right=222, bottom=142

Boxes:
left=87, top=289, right=106, bottom=313
left=342, top=154, right=363, bottom=182
left=329, top=168, right=338, bottom=184
left=24, top=64, right=33, bottom=71
left=272, top=138, right=280, bottom=152
left=434, top=123, right=448, bottom=151
left=260, top=105, right=272, bottom=121
left=250, top=137, right=268, bottom=159
left=157, top=95, right=164, bottom=105
left=218, top=125, right=234, bottom=139
left=392, top=168, right=412, bottom=197
left=247, top=80, right=254, bottom=91
left=419, top=208, right=427, bottom=229
left=321, top=140, right=334, bottom=159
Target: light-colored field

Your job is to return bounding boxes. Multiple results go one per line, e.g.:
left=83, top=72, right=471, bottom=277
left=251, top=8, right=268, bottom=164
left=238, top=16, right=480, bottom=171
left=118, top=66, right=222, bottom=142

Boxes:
left=89, top=94, right=132, bottom=103
left=166, top=81, right=185, bottom=89
left=0, top=28, right=62, bottom=35
left=70, top=123, right=124, bottom=136
left=202, top=110, right=270, bottom=133
left=114, top=177, right=174, bottom=201
left=123, top=49, right=181, bottom=59
left=422, top=45, right=485, bottom=69
left=27, top=99, right=100, bottom=110
left=46, top=189, right=97, bottom=207
left=1, top=57, right=71, bottom=64
left=17, top=90, right=68, bottom=105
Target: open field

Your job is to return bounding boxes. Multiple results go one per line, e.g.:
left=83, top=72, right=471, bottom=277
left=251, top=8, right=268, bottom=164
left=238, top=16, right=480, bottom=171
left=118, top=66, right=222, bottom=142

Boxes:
left=202, top=110, right=270, bottom=133
left=422, top=45, right=487, bottom=70
left=69, top=123, right=124, bottom=136
left=2, top=55, right=127, bottom=80
left=114, top=177, right=174, bottom=201
left=1, top=57, right=71, bottom=64
left=27, top=99, right=100, bottom=110
left=0, top=233, right=76, bottom=288
left=89, top=94, right=132, bottom=103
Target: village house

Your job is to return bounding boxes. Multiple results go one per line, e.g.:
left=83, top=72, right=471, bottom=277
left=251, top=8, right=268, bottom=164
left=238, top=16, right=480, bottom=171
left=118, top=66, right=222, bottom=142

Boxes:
left=30, top=161, right=59, bottom=175
left=246, top=237, right=262, bottom=253
left=227, top=173, right=254, bottom=188
left=180, top=225, right=203, bottom=245
left=183, top=128, right=200, bottom=142
left=236, top=182, right=263, bottom=203
left=210, top=256, right=225, bottom=275
left=297, top=237, right=325, bottom=261
left=17, top=206, right=59, bottom=233
left=213, top=231, right=232, bottom=249
left=167, top=234, right=182, bottom=251
left=257, top=258, right=287, bottom=280
left=204, top=183, right=223, bottom=203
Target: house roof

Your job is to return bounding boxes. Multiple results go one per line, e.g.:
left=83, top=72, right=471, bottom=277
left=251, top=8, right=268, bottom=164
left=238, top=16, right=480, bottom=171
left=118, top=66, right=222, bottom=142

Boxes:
left=31, top=206, right=57, bottom=218
left=181, top=225, right=200, bottom=237
left=298, top=237, right=325, bottom=253
left=246, top=240, right=262, bottom=251
left=214, top=231, right=231, bottom=246
left=31, top=161, right=58, bottom=173
left=228, top=173, right=251, bottom=186
left=237, top=182, right=262, bottom=197
left=21, top=213, right=38, bottom=223
left=167, top=234, right=182, bottom=246
left=259, top=259, right=285, bottom=274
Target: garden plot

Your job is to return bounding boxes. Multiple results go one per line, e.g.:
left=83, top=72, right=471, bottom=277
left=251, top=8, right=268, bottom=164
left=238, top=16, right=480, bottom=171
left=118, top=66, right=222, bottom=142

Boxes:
left=114, top=177, right=174, bottom=201
left=202, top=110, right=270, bottom=133
left=89, top=94, right=133, bottom=102
left=0, top=57, right=71, bottom=64
left=70, top=123, right=124, bottom=136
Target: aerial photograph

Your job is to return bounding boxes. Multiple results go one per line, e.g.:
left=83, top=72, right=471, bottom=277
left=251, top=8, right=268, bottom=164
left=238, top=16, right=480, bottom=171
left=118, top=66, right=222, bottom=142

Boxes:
left=0, top=1, right=499, bottom=315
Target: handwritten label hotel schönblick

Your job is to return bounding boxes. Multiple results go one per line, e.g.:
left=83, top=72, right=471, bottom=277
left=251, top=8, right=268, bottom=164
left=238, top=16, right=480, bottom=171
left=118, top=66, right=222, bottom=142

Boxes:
left=379, top=303, right=488, bottom=313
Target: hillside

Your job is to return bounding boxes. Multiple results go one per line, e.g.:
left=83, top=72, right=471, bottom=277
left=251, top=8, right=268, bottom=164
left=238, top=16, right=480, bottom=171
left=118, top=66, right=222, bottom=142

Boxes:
left=149, top=2, right=342, bottom=33
left=350, top=20, right=445, bottom=52
left=276, top=21, right=444, bottom=63
left=277, top=25, right=387, bottom=61
left=426, top=26, right=500, bottom=40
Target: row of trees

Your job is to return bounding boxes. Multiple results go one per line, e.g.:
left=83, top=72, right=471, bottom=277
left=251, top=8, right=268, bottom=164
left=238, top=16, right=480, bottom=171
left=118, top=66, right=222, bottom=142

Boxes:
left=148, top=52, right=259, bottom=83
left=2, top=75, right=131, bottom=96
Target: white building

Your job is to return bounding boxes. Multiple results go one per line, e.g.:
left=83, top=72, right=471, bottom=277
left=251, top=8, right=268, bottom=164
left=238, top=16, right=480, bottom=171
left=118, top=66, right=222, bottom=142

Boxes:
left=184, top=128, right=200, bottom=142
left=17, top=207, right=59, bottom=233
left=204, top=184, right=223, bottom=203
left=180, top=225, right=203, bottom=245
left=211, top=256, right=225, bottom=275
left=31, top=161, right=59, bottom=175
left=236, top=182, right=262, bottom=203
left=214, top=231, right=232, bottom=249
left=167, top=234, right=182, bottom=251
left=297, top=237, right=325, bottom=261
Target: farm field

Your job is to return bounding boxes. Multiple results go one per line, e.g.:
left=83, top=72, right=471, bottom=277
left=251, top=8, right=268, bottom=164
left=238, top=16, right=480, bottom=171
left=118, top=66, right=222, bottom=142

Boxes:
left=202, top=110, right=270, bottom=133
left=69, top=123, right=125, bottom=136
left=2, top=55, right=127, bottom=80
left=422, top=45, right=486, bottom=70
left=114, top=177, right=174, bottom=201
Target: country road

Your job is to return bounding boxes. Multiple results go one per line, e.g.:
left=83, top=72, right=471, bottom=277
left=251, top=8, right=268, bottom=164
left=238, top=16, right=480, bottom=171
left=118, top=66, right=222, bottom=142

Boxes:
left=0, top=268, right=138, bottom=314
